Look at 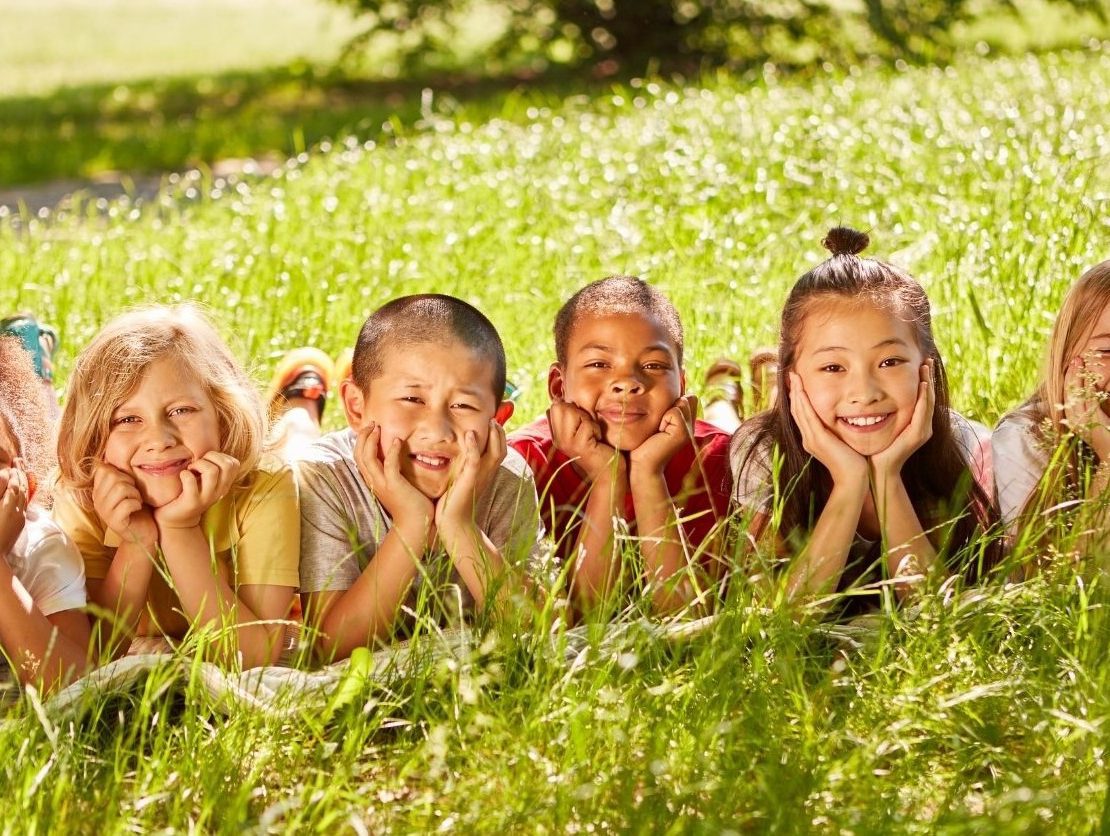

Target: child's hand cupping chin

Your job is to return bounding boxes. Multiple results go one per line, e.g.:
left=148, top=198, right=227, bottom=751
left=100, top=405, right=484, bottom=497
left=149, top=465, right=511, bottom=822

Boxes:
left=548, top=398, right=623, bottom=482
left=93, top=463, right=158, bottom=547
left=0, top=465, right=29, bottom=557
left=152, top=451, right=241, bottom=530
left=869, top=360, right=936, bottom=478
left=355, top=422, right=434, bottom=535
left=436, top=421, right=506, bottom=532
left=628, top=394, right=697, bottom=476
left=788, top=373, right=869, bottom=485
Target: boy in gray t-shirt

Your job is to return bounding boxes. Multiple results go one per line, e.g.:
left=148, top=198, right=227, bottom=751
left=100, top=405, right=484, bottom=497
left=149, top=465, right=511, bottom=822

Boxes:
left=297, top=295, right=544, bottom=662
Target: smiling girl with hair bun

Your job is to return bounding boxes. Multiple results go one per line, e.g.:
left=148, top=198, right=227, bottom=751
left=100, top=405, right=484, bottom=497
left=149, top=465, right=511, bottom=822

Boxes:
left=731, top=227, right=999, bottom=614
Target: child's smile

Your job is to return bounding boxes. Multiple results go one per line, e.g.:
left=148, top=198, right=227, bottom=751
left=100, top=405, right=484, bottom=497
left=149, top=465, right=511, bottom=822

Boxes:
left=794, top=300, right=924, bottom=458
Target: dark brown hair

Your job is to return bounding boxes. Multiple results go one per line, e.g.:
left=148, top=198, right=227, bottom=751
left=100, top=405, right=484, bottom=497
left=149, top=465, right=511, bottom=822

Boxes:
left=352, top=294, right=506, bottom=400
left=554, top=275, right=684, bottom=366
left=739, top=227, right=999, bottom=579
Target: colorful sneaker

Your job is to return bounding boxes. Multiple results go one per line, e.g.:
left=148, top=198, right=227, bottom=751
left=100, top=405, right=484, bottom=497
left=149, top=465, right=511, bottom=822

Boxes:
left=267, top=347, right=334, bottom=421
left=749, top=347, right=779, bottom=412
left=0, top=313, right=58, bottom=383
left=703, top=357, right=744, bottom=420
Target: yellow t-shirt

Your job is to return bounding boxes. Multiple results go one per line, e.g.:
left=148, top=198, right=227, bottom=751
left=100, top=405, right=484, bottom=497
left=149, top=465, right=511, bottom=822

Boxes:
left=52, top=461, right=300, bottom=640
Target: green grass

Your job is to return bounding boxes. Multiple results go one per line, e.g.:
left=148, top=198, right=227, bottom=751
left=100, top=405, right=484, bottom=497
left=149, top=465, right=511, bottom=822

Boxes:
left=2, top=0, right=1108, bottom=189
left=2, top=41, right=1110, bottom=831
left=0, top=0, right=519, bottom=188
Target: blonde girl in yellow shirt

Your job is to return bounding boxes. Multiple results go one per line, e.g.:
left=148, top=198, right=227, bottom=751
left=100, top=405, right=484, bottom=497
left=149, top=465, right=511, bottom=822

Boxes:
left=53, top=304, right=300, bottom=668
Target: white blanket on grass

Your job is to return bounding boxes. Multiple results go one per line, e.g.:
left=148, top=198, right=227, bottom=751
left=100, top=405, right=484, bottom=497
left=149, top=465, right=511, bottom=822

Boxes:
left=35, top=616, right=720, bottom=720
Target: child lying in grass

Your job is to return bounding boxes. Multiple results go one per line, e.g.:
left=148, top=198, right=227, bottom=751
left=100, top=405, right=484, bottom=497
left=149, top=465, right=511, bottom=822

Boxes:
left=731, top=227, right=999, bottom=615
left=993, top=259, right=1110, bottom=570
left=509, top=276, right=733, bottom=617
left=0, top=336, right=89, bottom=692
left=297, top=294, right=544, bottom=662
left=52, top=304, right=300, bottom=668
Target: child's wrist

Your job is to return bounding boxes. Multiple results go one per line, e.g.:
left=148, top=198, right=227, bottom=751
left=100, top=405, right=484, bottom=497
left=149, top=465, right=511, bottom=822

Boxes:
left=584, top=455, right=627, bottom=484
left=155, top=517, right=202, bottom=535
left=392, top=512, right=433, bottom=541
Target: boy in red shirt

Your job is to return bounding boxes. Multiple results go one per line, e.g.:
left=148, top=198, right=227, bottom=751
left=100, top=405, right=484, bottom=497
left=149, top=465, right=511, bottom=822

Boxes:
left=508, top=276, right=732, bottom=615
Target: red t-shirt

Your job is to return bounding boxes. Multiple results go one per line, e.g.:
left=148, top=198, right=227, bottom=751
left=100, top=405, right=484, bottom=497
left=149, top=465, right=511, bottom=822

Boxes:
left=507, top=417, right=733, bottom=560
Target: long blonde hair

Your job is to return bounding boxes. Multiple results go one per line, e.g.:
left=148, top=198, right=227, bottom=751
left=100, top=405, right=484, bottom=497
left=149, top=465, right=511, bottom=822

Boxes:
left=1027, top=260, right=1110, bottom=431
left=56, top=304, right=264, bottom=509
left=1010, top=260, right=1110, bottom=540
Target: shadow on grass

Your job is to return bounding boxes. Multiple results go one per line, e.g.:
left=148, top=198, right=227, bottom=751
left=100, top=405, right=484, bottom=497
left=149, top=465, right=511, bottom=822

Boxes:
left=0, top=61, right=622, bottom=192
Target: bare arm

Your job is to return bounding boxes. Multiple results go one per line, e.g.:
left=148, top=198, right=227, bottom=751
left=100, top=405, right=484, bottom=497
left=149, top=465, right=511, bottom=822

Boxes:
left=548, top=400, right=629, bottom=613
left=0, top=562, right=90, bottom=691
left=785, top=373, right=871, bottom=602
left=628, top=396, right=708, bottom=615
left=158, top=526, right=294, bottom=667
left=869, top=361, right=938, bottom=601
left=306, top=519, right=430, bottom=662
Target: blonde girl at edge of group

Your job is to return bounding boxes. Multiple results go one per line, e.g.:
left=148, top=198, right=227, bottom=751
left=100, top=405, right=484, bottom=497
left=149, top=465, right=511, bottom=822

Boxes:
left=51, top=304, right=300, bottom=668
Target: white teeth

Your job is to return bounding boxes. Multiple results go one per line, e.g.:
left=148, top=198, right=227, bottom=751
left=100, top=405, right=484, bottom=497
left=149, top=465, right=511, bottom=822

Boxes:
left=843, top=415, right=887, bottom=427
left=414, top=454, right=447, bottom=466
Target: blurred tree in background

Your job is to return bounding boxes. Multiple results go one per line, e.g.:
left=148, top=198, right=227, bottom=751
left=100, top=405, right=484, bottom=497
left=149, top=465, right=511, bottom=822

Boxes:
left=334, top=0, right=1107, bottom=74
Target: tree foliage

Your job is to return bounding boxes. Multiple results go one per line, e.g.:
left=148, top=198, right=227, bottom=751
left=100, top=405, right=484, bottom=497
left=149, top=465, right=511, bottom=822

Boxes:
left=334, top=0, right=1107, bottom=73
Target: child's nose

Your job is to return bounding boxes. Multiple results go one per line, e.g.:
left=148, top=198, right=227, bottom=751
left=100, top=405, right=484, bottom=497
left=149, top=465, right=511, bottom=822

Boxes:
left=847, top=371, right=882, bottom=403
left=610, top=373, right=645, bottom=396
left=143, top=419, right=178, bottom=450
left=418, top=410, right=456, bottom=443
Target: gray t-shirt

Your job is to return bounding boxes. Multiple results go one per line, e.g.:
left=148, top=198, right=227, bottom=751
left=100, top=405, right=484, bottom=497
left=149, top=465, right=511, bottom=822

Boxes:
left=296, top=429, right=546, bottom=619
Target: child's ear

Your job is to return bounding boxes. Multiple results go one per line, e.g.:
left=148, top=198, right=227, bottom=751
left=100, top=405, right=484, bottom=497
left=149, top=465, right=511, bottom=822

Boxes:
left=494, top=401, right=515, bottom=426
left=547, top=364, right=565, bottom=402
left=340, top=378, right=368, bottom=430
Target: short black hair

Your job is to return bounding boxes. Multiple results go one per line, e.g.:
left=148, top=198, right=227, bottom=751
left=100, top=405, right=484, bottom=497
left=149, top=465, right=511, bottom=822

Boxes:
left=352, top=294, right=506, bottom=400
left=553, top=275, right=684, bottom=365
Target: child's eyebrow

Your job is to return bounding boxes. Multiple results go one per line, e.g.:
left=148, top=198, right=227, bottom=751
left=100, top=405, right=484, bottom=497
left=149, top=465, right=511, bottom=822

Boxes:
left=814, top=337, right=908, bottom=353
left=1089, top=332, right=1110, bottom=342
left=578, top=342, right=672, bottom=354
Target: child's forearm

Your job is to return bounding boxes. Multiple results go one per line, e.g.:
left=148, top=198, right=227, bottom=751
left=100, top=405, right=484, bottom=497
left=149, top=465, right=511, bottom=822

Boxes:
left=872, top=472, right=938, bottom=600
left=439, top=520, right=510, bottom=611
left=787, top=481, right=867, bottom=601
left=314, top=522, right=428, bottom=661
left=95, top=538, right=158, bottom=658
left=158, top=526, right=288, bottom=667
left=629, top=470, right=696, bottom=614
left=0, top=562, right=90, bottom=691
left=569, top=470, right=627, bottom=611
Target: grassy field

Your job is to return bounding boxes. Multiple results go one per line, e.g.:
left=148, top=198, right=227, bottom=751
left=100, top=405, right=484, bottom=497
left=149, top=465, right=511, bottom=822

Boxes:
left=2, top=18, right=1110, bottom=834
left=2, top=0, right=1107, bottom=189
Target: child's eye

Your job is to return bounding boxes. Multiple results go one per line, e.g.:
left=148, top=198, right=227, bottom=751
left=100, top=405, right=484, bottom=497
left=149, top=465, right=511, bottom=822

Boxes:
left=819, top=364, right=843, bottom=373
left=400, top=396, right=423, bottom=404
left=111, top=415, right=140, bottom=426
left=584, top=361, right=608, bottom=370
left=451, top=402, right=478, bottom=411
left=879, top=357, right=906, bottom=368
left=642, top=362, right=670, bottom=371
left=169, top=406, right=196, bottom=417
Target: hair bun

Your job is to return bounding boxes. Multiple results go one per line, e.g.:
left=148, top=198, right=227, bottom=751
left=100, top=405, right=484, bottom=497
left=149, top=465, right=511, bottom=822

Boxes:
left=822, top=227, right=869, bottom=256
